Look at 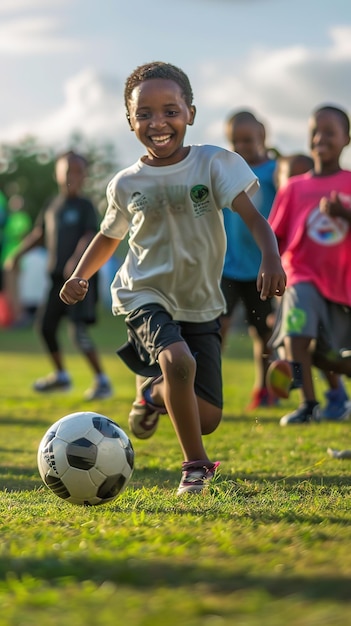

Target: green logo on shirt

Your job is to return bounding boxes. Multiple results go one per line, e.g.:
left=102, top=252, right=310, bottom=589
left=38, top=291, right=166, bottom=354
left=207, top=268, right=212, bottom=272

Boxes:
left=190, top=185, right=209, bottom=203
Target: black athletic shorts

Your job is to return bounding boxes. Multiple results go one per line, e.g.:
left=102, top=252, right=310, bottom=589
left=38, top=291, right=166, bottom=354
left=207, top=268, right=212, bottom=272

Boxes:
left=220, top=275, right=273, bottom=336
left=117, top=303, right=223, bottom=408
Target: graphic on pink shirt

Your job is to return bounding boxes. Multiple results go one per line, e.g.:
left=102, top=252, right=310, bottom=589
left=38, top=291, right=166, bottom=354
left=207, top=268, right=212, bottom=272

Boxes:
left=307, top=209, right=348, bottom=245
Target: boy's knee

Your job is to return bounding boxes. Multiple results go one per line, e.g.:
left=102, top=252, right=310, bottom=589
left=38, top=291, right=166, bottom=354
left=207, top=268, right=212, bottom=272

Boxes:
left=173, top=354, right=196, bottom=383
left=160, top=347, right=196, bottom=382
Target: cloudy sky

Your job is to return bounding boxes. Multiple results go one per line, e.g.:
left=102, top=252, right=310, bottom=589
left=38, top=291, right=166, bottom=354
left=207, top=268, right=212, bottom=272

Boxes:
left=1, top=0, right=351, bottom=168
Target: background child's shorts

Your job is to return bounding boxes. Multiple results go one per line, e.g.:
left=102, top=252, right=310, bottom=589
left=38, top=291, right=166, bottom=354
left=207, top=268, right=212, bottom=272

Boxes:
left=270, top=281, right=351, bottom=353
left=221, top=276, right=274, bottom=336
left=117, top=303, right=223, bottom=408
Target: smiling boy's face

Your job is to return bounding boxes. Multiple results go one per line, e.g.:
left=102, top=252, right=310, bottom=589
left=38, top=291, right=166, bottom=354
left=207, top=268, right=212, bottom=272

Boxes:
left=127, top=78, right=196, bottom=167
left=309, top=109, right=350, bottom=167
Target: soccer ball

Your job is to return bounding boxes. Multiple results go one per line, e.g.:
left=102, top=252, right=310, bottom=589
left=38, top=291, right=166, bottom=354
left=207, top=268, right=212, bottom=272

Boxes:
left=37, top=411, right=134, bottom=506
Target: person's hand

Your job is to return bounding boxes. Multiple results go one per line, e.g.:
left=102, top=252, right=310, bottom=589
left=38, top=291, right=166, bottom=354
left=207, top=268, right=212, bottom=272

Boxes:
left=60, top=277, right=89, bottom=305
left=257, top=256, right=286, bottom=301
left=320, top=191, right=344, bottom=217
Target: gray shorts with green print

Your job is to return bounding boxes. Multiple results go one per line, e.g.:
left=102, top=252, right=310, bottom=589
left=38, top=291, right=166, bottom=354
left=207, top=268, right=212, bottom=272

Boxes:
left=270, top=281, right=351, bottom=353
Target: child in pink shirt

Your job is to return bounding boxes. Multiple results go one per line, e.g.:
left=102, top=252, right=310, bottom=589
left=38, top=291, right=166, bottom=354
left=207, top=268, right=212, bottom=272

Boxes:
left=269, top=105, right=351, bottom=425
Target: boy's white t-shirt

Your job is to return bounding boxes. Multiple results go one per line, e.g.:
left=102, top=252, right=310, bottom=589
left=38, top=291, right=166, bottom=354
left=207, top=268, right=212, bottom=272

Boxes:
left=100, top=144, right=258, bottom=322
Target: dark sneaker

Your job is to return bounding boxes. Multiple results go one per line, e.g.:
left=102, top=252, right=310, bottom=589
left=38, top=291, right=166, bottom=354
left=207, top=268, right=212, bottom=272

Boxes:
left=84, top=379, right=113, bottom=401
left=177, top=460, right=220, bottom=495
left=33, top=372, right=72, bottom=393
left=128, top=377, right=167, bottom=440
left=320, top=384, right=351, bottom=421
left=280, top=402, right=320, bottom=426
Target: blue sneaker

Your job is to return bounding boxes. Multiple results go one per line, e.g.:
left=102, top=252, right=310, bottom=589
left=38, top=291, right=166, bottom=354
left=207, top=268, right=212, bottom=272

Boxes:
left=33, top=371, right=72, bottom=393
left=321, top=382, right=351, bottom=421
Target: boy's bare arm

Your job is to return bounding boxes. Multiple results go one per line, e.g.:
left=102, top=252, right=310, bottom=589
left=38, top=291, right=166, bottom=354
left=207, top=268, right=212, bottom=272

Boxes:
left=60, top=232, right=121, bottom=305
left=64, top=230, right=96, bottom=278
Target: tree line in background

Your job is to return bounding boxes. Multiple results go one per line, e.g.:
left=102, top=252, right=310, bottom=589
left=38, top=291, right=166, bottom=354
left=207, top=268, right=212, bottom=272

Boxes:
left=0, top=133, right=119, bottom=223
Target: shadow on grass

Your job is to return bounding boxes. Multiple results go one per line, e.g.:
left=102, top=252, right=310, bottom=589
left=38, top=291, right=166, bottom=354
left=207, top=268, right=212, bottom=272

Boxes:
left=0, top=466, right=186, bottom=493
left=0, top=555, right=350, bottom=601
left=224, top=413, right=281, bottom=424
left=0, top=465, right=41, bottom=491
left=232, top=471, right=351, bottom=488
left=0, top=416, right=49, bottom=427
left=1, top=463, right=350, bottom=493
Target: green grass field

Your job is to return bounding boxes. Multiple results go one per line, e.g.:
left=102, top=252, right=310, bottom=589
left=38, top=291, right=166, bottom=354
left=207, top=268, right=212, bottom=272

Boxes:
left=0, top=309, right=350, bottom=625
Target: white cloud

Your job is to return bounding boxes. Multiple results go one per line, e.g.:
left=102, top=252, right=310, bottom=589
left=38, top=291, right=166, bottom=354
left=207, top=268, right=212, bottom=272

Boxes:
left=1, top=25, right=351, bottom=168
left=194, top=26, right=351, bottom=165
left=329, top=26, right=351, bottom=58
left=0, top=0, right=61, bottom=11
left=1, top=68, right=131, bottom=158
left=0, top=16, right=79, bottom=54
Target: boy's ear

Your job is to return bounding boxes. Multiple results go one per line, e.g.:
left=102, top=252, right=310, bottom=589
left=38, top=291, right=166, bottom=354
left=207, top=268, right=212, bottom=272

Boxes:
left=126, top=113, right=134, bottom=131
left=188, top=105, right=196, bottom=126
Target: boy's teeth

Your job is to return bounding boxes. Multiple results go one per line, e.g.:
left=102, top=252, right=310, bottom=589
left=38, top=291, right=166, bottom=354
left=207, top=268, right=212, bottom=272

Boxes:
left=153, top=135, right=171, bottom=143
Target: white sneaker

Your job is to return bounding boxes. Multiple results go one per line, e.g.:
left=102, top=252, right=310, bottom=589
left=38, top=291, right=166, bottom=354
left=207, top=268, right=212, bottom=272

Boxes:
left=33, top=372, right=72, bottom=393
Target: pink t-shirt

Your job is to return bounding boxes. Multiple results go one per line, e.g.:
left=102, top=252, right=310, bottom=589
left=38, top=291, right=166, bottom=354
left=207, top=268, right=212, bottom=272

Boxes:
left=269, top=170, right=351, bottom=306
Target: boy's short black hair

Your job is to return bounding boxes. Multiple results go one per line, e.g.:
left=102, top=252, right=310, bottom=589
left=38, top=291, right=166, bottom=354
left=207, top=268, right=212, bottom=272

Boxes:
left=124, top=61, right=194, bottom=111
left=55, top=150, right=88, bottom=167
left=226, top=110, right=261, bottom=127
left=225, top=109, right=266, bottom=140
left=312, top=104, right=350, bottom=137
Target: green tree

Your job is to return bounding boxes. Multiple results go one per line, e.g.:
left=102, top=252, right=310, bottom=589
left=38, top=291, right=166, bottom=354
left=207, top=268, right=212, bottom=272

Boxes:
left=0, top=135, right=119, bottom=223
left=0, top=137, right=56, bottom=223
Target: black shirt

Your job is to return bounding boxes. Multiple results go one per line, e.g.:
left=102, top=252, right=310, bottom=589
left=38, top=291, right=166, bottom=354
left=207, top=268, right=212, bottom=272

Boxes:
left=36, top=194, right=98, bottom=278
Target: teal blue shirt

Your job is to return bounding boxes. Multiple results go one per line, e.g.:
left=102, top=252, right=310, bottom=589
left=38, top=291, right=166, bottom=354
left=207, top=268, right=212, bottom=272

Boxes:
left=222, top=158, right=276, bottom=281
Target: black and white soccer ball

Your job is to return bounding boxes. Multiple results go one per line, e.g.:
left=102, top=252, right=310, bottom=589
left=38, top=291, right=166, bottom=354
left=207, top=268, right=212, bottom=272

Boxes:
left=37, top=411, right=134, bottom=506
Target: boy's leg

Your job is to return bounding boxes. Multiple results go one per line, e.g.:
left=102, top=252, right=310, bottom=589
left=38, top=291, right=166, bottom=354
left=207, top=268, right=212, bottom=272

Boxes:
left=156, top=341, right=221, bottom=496
left=242, top=281, right=276, bottom=409
left=135, top=375, right=148, bottom=401
left=33, top=282, right=72, bottom=392
left=285, top=335, right=316, bottom=402
left=69, top=278, right=113, bottom=400
left=71, top=322, right=112, bottom=400
left=121, top=306, right=221, bottom=492
left=279, top=333, right=320, bottom=425
left=128, top=375, right=165, bottom=439
left=313, top=301, right=351, bottom=421
left=219, top=275, right=239, bottom=349
left=312, top=349, right=351, bottom=377
left=157, top=342, right=210, bottom=461
left=269, top=283, right=325, bottom=425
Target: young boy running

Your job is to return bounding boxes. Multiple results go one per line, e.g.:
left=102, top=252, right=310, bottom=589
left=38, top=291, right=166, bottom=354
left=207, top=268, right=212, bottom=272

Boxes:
left=60, top=61, right=286, bottom=494
left=220, top=110, right=278, bottom=409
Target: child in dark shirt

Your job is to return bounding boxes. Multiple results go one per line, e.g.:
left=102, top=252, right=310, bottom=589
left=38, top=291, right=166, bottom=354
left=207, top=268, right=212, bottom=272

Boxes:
left=7, top=151, right=112, bottom=400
